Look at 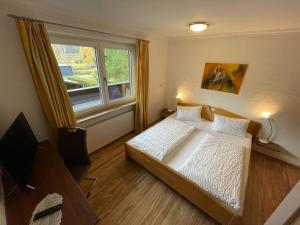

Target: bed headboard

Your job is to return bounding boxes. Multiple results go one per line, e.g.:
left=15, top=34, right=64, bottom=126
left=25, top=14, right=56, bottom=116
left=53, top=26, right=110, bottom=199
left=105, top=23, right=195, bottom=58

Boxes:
left=177, top=102, right=261, bottom=138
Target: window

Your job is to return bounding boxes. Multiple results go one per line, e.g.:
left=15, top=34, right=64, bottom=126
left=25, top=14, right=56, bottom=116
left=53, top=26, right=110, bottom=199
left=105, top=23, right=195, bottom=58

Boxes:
left=104, top=48, right=133, bottom=101
left=51, top=44, right=103, bottom=112
left=51, top=39, right=135, bottom=116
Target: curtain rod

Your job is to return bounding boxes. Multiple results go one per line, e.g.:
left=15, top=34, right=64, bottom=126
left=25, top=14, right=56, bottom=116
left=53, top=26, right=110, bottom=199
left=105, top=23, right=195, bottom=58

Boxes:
left=7, top=14, right=148, bottom=42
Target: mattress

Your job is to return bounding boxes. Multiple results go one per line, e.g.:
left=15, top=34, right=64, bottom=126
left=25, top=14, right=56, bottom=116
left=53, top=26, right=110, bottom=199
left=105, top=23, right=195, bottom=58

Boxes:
left=162, top=114, right=252, bottom=215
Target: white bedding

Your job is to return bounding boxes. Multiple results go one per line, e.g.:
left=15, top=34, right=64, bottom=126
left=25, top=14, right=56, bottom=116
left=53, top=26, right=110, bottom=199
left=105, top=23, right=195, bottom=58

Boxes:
left=178, top=134, right=246, bottom=212
left=164, top=114, right=252, bottom=215
left=128, top=118, right=195, bottom=160
left=128, top=114, right=252, bottom=215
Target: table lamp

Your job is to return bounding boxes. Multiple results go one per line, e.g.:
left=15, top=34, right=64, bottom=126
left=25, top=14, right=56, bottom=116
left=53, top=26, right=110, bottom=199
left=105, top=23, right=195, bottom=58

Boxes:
left=176, top=93, right=182, bottom=102
left=258, top=111, right=273, bottom=144
left=169, top=93, right=182, bottom=111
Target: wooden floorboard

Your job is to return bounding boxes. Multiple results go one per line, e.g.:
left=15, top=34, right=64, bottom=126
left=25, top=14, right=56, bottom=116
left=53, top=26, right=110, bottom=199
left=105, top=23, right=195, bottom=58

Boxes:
left=81, top=133, right=300, bottom=225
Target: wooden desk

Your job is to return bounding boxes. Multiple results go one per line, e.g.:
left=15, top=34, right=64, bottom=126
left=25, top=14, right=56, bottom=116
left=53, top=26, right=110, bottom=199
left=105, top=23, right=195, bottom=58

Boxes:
left=4, top=141, right=99, bottom=225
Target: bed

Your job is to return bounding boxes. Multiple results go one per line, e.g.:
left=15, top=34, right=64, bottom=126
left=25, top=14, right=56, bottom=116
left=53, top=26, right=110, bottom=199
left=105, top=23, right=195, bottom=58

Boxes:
left=125, top=103, right=261, bottom=225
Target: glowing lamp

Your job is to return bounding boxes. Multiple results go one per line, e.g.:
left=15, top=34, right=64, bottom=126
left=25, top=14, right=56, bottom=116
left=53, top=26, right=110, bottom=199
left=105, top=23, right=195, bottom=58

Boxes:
left=176, top=93, right=182, bottom=100
left=189, top=22, right=209, bottom=32
left=262, top=111, right=271, bottom=119
left=258, top=111, right=273, bottom=144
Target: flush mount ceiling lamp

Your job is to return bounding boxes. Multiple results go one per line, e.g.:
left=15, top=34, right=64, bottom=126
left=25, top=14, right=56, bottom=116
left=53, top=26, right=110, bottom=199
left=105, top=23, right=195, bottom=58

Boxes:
left=189, top=22, right=209, bottom=32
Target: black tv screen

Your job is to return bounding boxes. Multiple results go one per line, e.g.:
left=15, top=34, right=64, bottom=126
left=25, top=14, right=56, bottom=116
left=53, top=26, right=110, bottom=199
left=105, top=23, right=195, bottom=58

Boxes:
left=0, top=112, right=38, bottom=189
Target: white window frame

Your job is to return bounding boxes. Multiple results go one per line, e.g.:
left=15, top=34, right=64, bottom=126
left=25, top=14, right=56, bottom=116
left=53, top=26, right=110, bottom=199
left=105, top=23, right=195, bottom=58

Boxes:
left=99, top=41, right=136, bottom=104
left=50, top=36, right=136, bottom=118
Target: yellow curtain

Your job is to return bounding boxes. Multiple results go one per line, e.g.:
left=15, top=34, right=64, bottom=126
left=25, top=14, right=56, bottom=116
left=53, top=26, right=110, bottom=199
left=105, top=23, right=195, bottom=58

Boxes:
left=16, top=19, right=76, bottom=137
left=135, top=40, right=149, bottom=133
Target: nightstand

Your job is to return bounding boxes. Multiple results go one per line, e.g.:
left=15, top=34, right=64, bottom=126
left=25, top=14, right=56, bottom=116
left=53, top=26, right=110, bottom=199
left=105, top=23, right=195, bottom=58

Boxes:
left=252, top=138, right=300, bottom=166
left=161, top=108, right=175, bottom=119
left=253, top=138, right=281, bottom=152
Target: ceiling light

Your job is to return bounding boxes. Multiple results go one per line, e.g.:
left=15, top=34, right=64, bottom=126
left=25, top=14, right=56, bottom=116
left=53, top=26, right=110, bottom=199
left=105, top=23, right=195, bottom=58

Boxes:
left=189, top=22, right=208, bottom=32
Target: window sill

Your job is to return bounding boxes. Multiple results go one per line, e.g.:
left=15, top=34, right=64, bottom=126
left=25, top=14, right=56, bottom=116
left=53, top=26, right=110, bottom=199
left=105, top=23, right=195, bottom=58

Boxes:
left=77, top=101, right=136, bottom=127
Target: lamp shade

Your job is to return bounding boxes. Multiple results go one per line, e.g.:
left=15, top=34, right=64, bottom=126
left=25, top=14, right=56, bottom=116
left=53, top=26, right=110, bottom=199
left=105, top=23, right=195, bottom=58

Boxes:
left=262, top=111, right=271, bottom=119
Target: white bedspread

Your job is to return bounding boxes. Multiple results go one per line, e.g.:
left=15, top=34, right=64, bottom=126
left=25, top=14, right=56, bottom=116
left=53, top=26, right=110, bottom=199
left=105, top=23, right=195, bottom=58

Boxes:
left=128, top=118, right=195, bottom=160
left=178, top=134, right=246, bottom=213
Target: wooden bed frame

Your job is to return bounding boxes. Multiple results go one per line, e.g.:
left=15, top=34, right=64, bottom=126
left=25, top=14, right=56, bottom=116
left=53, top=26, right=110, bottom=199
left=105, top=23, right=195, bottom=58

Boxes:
left=125, top=103, right=261, bottom=225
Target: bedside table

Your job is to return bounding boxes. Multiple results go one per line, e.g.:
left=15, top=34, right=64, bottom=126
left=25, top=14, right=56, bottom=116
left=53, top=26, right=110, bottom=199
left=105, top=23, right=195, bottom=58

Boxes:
left=161, top=108, right=175, bottom=119
left=252, top=138, right=300, bottom=166
left=253, top=138, right=281, bottom=152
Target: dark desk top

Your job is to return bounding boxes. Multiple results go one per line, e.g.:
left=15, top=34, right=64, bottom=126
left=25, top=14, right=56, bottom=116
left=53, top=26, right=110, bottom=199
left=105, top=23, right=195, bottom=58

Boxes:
left=4, top=141, right=99, bottom=225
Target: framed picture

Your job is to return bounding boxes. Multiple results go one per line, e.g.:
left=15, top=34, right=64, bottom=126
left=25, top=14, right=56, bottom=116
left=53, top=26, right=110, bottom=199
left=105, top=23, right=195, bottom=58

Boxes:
left=201, top=63, right=248, bottom=94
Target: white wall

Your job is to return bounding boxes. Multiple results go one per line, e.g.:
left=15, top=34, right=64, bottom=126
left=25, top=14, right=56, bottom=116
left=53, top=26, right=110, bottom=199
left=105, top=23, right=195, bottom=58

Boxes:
left=0, top=5, right=50, bottom=141
left=148, top=35, right=169, bottom=124
left=165, top=34, right=300, bottom=158
left=0, top=2, right=168, bottom=148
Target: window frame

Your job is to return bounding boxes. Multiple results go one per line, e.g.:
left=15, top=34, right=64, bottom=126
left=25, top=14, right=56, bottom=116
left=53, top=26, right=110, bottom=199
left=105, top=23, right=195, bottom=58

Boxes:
left=50, top=36, right=136, bottom=119
left=99, top=41, right=136, bottom=104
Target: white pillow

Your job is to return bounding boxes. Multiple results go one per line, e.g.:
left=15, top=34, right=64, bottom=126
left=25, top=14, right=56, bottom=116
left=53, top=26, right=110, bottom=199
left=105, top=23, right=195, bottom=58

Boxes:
left=176, top=106, right=202, bottom=121
left=212, top=114, right=250, bottom=137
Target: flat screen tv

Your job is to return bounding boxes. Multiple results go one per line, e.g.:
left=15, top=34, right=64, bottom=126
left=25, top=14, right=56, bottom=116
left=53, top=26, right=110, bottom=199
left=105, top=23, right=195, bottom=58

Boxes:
left=0, top=112, right=38, bottom=189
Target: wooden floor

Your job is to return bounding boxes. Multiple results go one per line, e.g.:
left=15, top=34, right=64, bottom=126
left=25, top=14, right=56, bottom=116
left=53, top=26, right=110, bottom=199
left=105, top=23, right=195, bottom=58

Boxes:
left=81, top=133, right=300, bottom=225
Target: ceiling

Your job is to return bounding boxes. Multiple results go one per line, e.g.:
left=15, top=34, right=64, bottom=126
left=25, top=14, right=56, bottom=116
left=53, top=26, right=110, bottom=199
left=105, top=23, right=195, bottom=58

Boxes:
left=6, top=0, right=300, bottom=38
